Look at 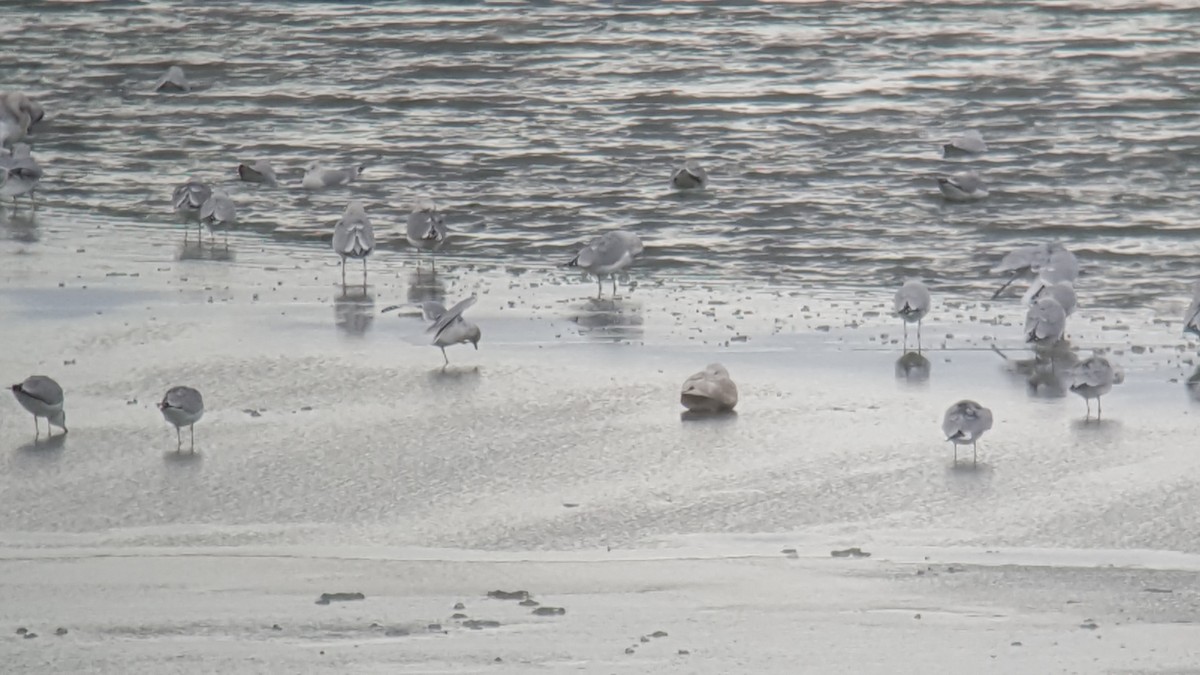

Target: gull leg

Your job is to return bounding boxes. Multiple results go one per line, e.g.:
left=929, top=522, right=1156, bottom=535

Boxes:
left=902, top=322, right=908, bottom=351
left=341, top=258, right=346, bottom=290
left=973, top=442, right=977, bottom=467
left=1085, top=398, right=1091, bottom=420
left=1097, top=396, right=1102, bottom=420
left=362, top=258, right=368, bottom=288
left=441, top=346, right=449, bottom=366
left=176, top=426, right=182, bottom=451
left=917, top=319, right=923, bottom=354
left=952, top=443, right=957, bottom=465
left=597, top=276, right=603, bottom=299
left=33, top=415, right=39, bottom=438
left=190, top=424, right=195, bottom=452
left=612, top=276, right=618, bottom=297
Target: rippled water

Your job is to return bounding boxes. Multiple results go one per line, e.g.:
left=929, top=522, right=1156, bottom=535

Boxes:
left=5, top=1, right=1200, bottom=307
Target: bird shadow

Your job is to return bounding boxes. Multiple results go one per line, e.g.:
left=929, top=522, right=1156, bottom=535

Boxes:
left=334, top=289, right=375, bottom=337
left=429, top=365, right=482, bottom=384
left=163, top=448, right=203, bottom=465
left=407, top=268, right=446, bottom=306
left=177, top=239, right=235, bottom=262
left=568, top=297, right=644, bottom=342
left=680, top=409, right=738, bottom=423
left=895, top=351, right=931, bottom=384
left=1071, top=417, right=1120, bottom=433
left=15, top=433, right=67, bottom=456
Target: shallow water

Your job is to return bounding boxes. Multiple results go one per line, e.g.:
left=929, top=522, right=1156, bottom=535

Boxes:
left=4, top=1, right=1200, bottom=309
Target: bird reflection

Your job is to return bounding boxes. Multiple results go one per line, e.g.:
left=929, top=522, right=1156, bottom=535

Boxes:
left=334, top=289, right=374, bottom=336
left=1186, top=365, right=1200, bottom=403
left=895, top=351, right=931, bottom=383
left=177, top=239, right=235, bottom=262
left=992, top=343, right=1079, bottom=398
left=0, top=208, right=39, bottom=242
left=568, top=297, right=644, bottom=342
left=407, top=267, right=445, bottom=306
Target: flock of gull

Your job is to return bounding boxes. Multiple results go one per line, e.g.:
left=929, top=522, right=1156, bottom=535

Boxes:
left=5, top=72, right=1200, bottom=460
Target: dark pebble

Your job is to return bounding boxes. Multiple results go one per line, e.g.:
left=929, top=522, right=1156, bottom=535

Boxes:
left=23, top=632, right=37, bottom=639
left=453, top=602, right=465, bottom=610
left=649, top=631, right=668, bottom=638
left=624, top=647, right=636, bottom=655
left=830, top=547, right=870, bottom=558
left=532, top=607, right=565, bottom=616
left=519, top=599, right=539, bottom=607
left=427, top=624, right=442, bottom=632
left=15, top=628, right=27, bottom=635
left=271, top=624, right=282, bottom=631
left=54, top=628, right=68, bottom=636
left=451, top=613, right=468, bottom=620
left=678, top=649, right=690, bottom=655
left=384, top=627, right=409, bottom=637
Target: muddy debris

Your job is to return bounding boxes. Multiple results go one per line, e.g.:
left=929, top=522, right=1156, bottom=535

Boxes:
left=451, top=613, right=468, bottom=620
left=453, top=602, right=466, bottom=610
left=487, top=590, right=530, bottom=601
left=830, top=547, right=871, bottom=558
left=316, top=592, right=365, bottom=605
left=532, top=607, right=565, bottom=616
left=519, top=599, right=539, bottom=607
left=54, top=627, right=68, bottom=636
left=463, top=619, right=500, bottom=630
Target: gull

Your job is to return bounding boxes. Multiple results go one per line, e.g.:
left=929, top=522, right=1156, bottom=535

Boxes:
left=332, top=199, right=374, bottom=288
left=992, top=242, right=1076, bottom=299
left=942, top=400, right=993, bottom=466
left=172, top=179, right=212, bottom=219
left=936, top=170, right=988, bottom=202
left=302, top=162, right=364, bottom=191
left=892, top=279, right=931, bottom=351
left=427, top=296, right=481, bottom=365
left=1069, top=355, right=1121, bottom=419
left=10, top=375, right=67, bottom=437
left=942, top=129, right=987, bottom=156
left=671, top=160, right=708, bottom=190
left=566, top=230, right=644, bottom=297
left=200, top=188, right=237, bottom=246
left=237, top=160, right=279, bottom=187
left=155, top=66, right=190, bottom=93
left=1024, top=296, right=1067, bottom=349
left=680, top=363, right=738, bottom=413
left=0, top=91, right=43, bottom=148
left=406, top=197, right=448, bottom=269
left=0, top=143, right=43, bottom=205
left=1183, top=281, right=1200, bottom=338
left=1024, top=278, right=1077, bottom=316
left=158, top=386, right=204, bottom=451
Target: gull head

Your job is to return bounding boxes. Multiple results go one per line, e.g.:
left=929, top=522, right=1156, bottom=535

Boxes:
left=49, top=409, right=67, bottom=432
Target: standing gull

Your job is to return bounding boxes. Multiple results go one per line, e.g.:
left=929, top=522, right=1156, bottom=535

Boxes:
left=10, top=375, right=67, bottom=437
left=671, top=161, right=708, bottom=190
left=941, top=400, right=993, bottom=466
left=1069, top=355, right=1120, bottom=419
left=0, top=143, right=42, bottom=205
left=332, top=199, right=375, bottom=289
left=158, top=386, right=204, bottom=451
left=406, top=197, right=448, bottom=269
left=1183, top=281, right=1200, bottom=338
left=566, top=230, right=644, bottom=298
left=302, top=162, right=364, bottom=191
left=200, top=188, right=237, bottom=246
left=942, top=130, right=987, bottom=156
left=427, top=296, right=481, bottom=366
left=1024, top=296, right=1067, bottom=349
left=936, top=170, right=988, bottom=202
left=1024, top=279, right=1077, bottom=317
left=892, top=279, right=931, bottom=351
left=0, top=92, right=43, bottom=148
left=680, top=363, right=738, bottom=413
left=237, top=160, right=279, bottom=187
left=155, top=66, right=191, bottom=93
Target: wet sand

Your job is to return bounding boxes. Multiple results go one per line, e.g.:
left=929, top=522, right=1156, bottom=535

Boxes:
left=3, top=218, right=1200, bottom=672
